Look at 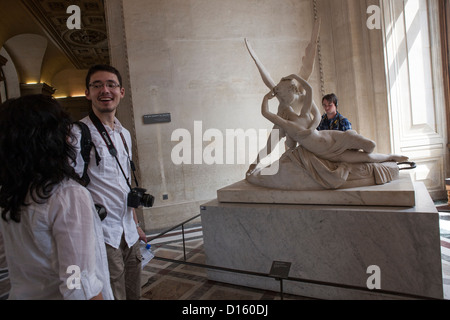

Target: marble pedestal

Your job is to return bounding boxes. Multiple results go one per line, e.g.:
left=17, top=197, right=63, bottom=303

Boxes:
left=219, top=173, right=416, bottom=207
left=200, top=182, right=443, bottom=299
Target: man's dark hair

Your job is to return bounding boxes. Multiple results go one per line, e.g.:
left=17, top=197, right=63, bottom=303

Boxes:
left=0, top=94, right=79, bottom=222
left=85, top=64, right=123, bottom=89
left=322, top=93, right=338, bottom=107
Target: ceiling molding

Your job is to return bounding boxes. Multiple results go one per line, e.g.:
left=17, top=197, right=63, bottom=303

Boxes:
left=20, top=0, right=109, bottom=69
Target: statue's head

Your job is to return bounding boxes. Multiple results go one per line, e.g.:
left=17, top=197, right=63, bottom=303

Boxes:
left=274, top=79, right=299, bottom=103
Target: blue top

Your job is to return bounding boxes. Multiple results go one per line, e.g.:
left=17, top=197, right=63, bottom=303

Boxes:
left=316, top=112, right=352, bottom=131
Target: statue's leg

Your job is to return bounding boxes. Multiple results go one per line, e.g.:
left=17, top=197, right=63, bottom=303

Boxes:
left=346, top=132, right=376, bottom=153
left=330, top=150, right=408, bottom=164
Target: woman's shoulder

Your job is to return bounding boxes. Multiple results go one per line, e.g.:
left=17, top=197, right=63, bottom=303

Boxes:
left=54, top=178, right=91, bottom=199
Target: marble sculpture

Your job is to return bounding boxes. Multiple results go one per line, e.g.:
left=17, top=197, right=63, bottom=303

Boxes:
left=244, top=23, right=410, bottom=191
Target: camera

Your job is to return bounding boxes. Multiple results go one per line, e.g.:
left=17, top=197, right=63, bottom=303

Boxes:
left=95, top=204, right=107, bottom=221
left=127, top=187, right=155, bottom=208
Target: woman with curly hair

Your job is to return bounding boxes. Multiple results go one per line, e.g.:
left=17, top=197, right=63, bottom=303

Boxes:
left=0, top=94, right=112, bottom=300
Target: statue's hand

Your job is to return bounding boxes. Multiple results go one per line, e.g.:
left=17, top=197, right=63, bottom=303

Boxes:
left=264, top=90, right=276, bottom=100
left=246, top=164, right=257, bottom=176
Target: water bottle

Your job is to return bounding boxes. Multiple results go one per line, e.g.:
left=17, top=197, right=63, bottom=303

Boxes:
left=140, top=241, right=154, bottom=269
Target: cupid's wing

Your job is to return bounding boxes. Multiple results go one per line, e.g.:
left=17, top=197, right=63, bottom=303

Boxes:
left=299, top=18, right=321, bottom=81
left=245, top=38, right=276, bottom=89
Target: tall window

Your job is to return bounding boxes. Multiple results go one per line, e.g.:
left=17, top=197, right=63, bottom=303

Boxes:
left=382, top=0, right=447, bottom=199
left=439, top=0, right=450, bottom=152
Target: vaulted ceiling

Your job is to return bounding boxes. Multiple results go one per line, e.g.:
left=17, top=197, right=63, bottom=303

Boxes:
left=0, top=0, right=109, bottom=97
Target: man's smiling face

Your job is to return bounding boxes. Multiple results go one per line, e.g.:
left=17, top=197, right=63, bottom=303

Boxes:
left=85, top=70, right=125, bottom=114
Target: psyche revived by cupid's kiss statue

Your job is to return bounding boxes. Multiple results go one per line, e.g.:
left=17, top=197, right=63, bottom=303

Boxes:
left=244, top=20, right=414, bottom=191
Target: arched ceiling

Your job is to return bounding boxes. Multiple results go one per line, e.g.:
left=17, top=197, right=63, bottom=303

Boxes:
left=0, top=0, right=109, bottom=96
left=4, top=34, right=48, bottom=83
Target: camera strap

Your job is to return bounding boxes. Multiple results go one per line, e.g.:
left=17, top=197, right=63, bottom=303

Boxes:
left=89, top=111, right=139, bottom=190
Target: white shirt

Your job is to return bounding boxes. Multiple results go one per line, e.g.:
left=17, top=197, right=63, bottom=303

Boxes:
left=73, top=116, right=138, bottom=249
left=0, top=179, right=113, bottom=300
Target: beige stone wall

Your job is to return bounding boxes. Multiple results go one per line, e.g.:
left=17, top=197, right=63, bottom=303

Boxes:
left=105, top=0, right=440, bottom=231
left=114, top=0, right=325, bottom=231
left=317, top=0, right=391, bottom=154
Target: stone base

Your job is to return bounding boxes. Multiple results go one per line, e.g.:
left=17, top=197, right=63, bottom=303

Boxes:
left=201, top=182, right=443, bottom=299
left=218, top=172, right=415, bottom=207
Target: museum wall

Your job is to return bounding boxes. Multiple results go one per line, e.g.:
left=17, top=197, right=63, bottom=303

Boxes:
left=317, top=0, right=392, bottom=154
left=108, top=0, right=318, bottom=230
left=105, top=0, right=401, bottom=231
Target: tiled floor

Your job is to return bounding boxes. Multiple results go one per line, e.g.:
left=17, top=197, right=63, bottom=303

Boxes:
left=140, top=213, right=450, bottom=300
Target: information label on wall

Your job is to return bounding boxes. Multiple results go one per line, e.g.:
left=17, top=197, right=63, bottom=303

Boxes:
left=143, top=113, right=171, bottom=124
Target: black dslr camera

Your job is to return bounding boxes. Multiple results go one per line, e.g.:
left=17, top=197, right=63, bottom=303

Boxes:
left=95, top=204, right=107, bottom=221
left=127, top=187, right=155, bottom=208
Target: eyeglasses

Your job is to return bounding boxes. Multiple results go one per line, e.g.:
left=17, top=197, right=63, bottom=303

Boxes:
left=88, top=81, right=121, bottom=89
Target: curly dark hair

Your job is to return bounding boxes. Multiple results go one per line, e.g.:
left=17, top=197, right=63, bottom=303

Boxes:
left=0, top=94, right=80, bottom=222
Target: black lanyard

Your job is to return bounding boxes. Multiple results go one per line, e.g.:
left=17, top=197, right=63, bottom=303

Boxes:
left=89, top=112, right=139, bottom=189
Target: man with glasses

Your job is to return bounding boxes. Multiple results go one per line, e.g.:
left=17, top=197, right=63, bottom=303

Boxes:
left=73, top=64, right=146, bottom=300
left=316, top=93, right=352, bottom=132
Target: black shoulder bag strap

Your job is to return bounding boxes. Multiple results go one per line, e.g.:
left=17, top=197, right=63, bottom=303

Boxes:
left=88, top=112, right=139, bottom=190
left=73, top=121, right=101, bottom=186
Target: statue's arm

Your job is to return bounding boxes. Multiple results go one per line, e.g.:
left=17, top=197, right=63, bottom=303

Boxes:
left=285, top=74, right=321, bottom=130
left=309, top=101, right=322, bottom=129
left=245, top=38, right=276, bottom=89
left=261, top=92, right=286, bottom=128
